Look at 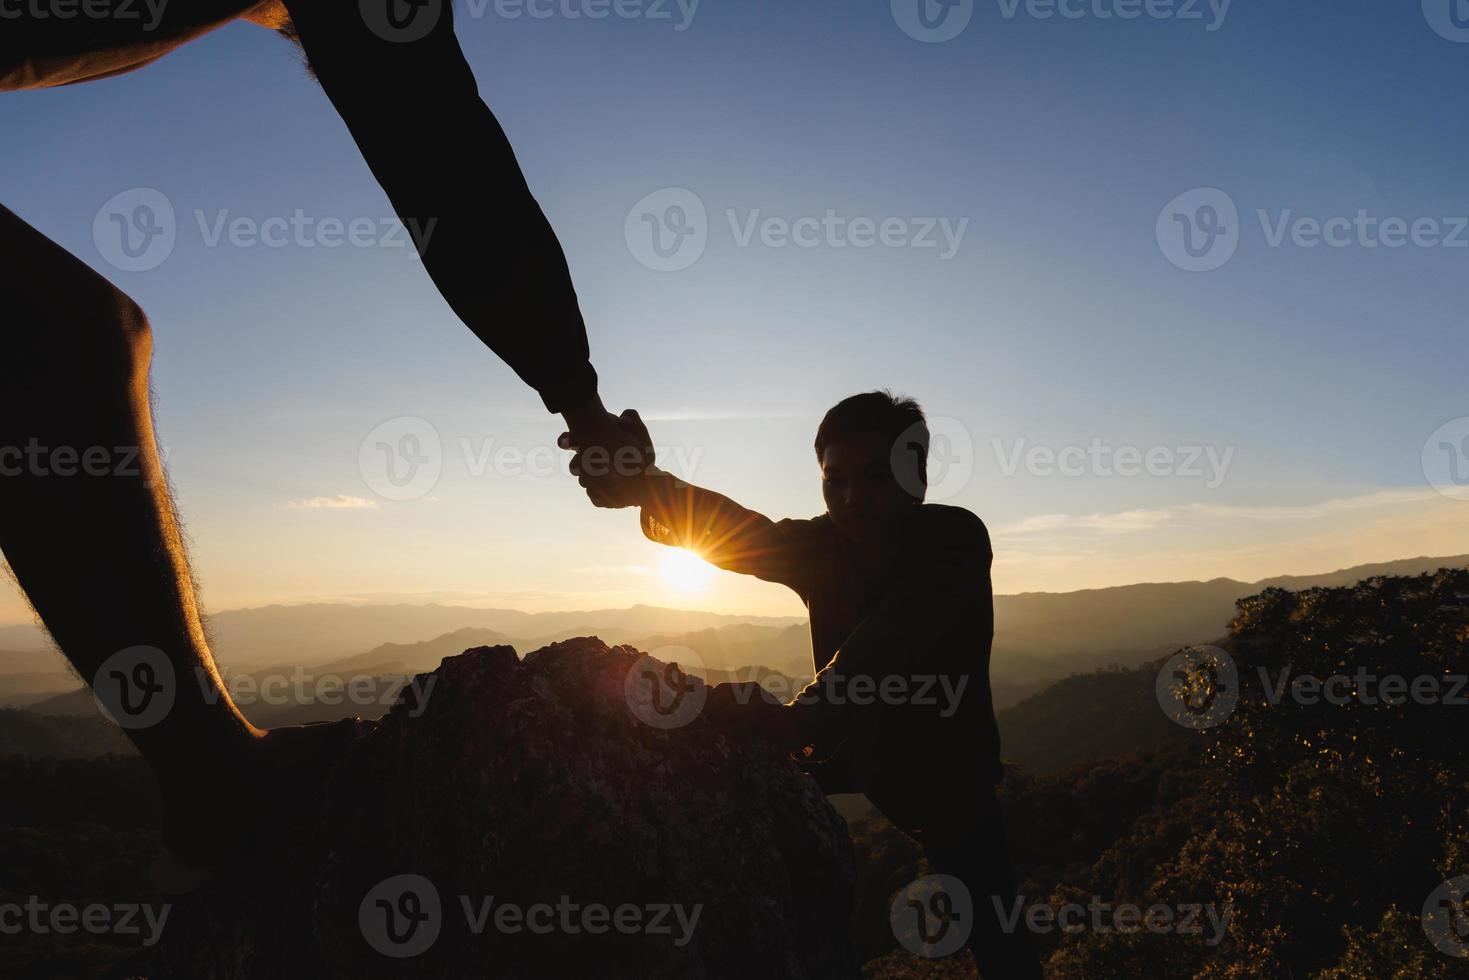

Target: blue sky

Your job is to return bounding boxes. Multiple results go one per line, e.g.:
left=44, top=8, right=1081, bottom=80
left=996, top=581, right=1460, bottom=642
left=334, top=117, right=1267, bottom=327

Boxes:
left=2, top=0, right=1468, bottom=622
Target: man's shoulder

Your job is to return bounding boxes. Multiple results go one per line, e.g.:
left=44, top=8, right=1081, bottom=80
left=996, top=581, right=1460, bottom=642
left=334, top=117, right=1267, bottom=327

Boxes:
left=913, top=504, right=992, bottom=553
left=788, top=512, right=838, bottom=541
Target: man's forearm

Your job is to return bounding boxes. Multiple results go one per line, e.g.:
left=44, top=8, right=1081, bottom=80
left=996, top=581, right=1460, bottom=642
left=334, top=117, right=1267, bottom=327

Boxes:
left=638, top=470, right=762, bottom=552
left=636, top=470, right=818, bottom=591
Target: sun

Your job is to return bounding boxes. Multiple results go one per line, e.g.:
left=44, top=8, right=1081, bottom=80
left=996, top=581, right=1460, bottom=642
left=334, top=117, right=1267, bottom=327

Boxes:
left=658, top=549, right=716, bottom=592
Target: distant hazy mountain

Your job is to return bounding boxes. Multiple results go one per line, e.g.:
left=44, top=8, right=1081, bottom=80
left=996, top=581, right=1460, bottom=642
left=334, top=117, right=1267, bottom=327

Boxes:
left=994, top=553, right=1469, bottom=665
left=304, top=627, right=516, bottom=677
left=5, top=555, right=1467, bottom=714
left=627, top=623, right=814, bottom=677
left=0, top=603, right=805, bottom=673
left=0, top=649, right=76, bottom=706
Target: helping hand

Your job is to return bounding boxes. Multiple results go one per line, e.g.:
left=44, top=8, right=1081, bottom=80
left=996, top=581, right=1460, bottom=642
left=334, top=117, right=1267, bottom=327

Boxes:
left=559, top=407, right=656, bottom=509
left=705, top=682, right=803, bottom=748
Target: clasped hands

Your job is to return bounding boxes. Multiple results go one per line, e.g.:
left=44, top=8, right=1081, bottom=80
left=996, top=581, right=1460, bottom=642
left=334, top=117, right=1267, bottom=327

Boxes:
left=558, top=403, right=657, bottom=509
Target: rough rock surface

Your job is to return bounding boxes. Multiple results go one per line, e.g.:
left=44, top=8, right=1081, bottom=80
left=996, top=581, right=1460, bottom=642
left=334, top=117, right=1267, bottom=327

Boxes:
left=153, top=639, right=857, bottom=979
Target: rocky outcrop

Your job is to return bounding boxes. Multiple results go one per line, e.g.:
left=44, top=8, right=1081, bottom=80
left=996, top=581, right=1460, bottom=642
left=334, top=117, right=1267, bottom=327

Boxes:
left=153, top=639, right=857, bottom=979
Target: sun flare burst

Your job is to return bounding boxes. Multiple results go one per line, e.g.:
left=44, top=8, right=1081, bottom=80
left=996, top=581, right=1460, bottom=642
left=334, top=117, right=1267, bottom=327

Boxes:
left=658, top=549, right=716, bottom=592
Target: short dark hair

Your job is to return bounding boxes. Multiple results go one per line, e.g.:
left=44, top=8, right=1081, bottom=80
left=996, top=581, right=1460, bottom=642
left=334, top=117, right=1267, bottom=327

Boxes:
left=814, top=390, right=929, bottom=494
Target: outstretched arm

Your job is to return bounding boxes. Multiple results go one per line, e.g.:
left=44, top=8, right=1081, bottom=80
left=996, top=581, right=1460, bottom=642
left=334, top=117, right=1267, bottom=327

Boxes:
left=636, top=468, right=826, bottom=594
left=569, top=409, right=829, bottom=592
left=2, top=0, right=619, bottom=441
left=282, top=0, right=602, bottom=426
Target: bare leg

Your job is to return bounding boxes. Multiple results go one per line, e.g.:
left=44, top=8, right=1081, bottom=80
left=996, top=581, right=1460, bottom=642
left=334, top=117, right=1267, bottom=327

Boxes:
left=0, top=203, right=279, bottom=868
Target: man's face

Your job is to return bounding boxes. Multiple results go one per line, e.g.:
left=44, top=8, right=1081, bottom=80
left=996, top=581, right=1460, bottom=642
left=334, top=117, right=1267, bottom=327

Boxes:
left=821, top=432, right=919, bottom=542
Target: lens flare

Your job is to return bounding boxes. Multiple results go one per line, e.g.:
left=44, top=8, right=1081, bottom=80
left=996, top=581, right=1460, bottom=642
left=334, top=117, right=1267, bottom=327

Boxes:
left=658, top=549, right=715, bottom=592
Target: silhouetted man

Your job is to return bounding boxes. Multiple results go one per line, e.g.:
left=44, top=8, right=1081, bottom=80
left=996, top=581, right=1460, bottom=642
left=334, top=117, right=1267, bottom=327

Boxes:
left=573, top=392, right=1043, bottom=978
left=1, top=0, right=641, bottom=886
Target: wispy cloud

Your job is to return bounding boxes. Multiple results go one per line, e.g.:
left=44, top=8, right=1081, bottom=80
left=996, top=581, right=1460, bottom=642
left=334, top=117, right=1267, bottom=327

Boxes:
left=287, top=495, right=380, bottom=510
left=994, top=488, right=1439, bottom=538
left=567, top=564, right=655, bottom=577
left=643, top=410, right=805, bottom=422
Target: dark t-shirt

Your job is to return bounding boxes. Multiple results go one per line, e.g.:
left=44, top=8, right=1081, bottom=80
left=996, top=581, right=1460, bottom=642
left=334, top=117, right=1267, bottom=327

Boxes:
left=640, top=472, right=1005, bottom=817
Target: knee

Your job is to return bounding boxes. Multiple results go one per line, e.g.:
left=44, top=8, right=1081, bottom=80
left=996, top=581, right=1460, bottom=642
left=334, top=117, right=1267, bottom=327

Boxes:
left=8, top=279, right=154, bottom=387
left=109, top=290, right=154, bottom=376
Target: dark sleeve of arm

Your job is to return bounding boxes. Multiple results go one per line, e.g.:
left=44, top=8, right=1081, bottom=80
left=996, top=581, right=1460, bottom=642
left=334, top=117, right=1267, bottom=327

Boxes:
left=280, top=0, right=597, bottom=413
left=787, top=512, right=994, bottom=745
left=639, top=471, right=823, bottom=594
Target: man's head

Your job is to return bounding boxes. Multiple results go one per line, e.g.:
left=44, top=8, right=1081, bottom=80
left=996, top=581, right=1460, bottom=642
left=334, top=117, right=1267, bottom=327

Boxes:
left=815, top=390, right=928, bottom=542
